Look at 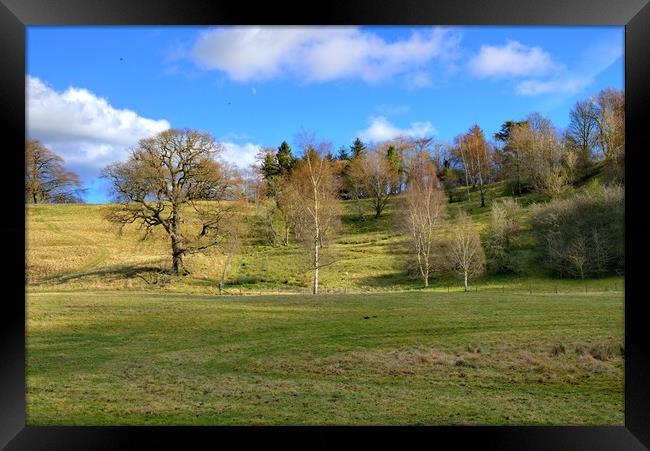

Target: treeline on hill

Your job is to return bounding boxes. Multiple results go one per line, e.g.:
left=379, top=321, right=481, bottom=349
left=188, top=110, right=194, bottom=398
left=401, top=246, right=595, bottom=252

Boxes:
left=26, top=88, right=624, bottom=293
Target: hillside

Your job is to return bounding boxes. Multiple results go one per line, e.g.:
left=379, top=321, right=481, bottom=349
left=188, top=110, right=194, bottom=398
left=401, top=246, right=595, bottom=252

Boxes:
left=26, top=177, right=623, bottom=295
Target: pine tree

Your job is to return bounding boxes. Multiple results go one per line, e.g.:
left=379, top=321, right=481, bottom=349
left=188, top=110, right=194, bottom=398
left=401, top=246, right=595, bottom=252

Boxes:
left=337, top=146, right=350, bottom=161
left=260, top=151, right=280, bottom=180
left=350, top=137, right=367, bottom=158
left=276, top=141, right=296, bottom=175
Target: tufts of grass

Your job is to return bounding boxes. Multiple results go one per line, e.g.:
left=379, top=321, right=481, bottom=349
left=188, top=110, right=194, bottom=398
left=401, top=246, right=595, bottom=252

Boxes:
left=26, top=290, right=623, bottom=425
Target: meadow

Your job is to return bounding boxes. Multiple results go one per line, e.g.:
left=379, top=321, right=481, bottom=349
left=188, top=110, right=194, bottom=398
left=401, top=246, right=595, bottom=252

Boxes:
left=25, top=180, right=625, bottom=425
left=27, top=290, right=623, bottom=425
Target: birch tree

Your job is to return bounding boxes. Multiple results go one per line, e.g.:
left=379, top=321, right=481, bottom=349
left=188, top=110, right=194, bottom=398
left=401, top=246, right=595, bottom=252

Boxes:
left=288, top=142, right=340, bottom=295
left=450, top=211, right=485, bottom=291
left=401, top=152, right=446, bottom=287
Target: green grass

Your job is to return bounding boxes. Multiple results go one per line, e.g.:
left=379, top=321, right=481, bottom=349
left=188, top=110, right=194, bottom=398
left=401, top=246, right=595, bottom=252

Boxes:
left=26, top=290, right=624, bottom=425
left=26, top=174, right=624, bottom=424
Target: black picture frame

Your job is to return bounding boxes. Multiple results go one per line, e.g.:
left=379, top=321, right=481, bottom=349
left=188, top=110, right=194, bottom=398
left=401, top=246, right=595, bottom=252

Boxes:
left=3, top=1, right=649, bottom=449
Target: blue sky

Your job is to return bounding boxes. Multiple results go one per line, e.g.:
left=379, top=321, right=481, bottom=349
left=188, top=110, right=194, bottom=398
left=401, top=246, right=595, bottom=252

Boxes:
left=26, top=26, right=623, bottom=203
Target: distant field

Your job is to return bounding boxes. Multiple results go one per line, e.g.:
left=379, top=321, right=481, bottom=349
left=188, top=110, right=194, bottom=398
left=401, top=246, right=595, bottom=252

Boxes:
left=26, top=290, right=624, bottom=425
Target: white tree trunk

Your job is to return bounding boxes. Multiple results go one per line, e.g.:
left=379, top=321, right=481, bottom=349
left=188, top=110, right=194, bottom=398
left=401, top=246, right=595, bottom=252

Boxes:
left=313, top=238, right=319, bottom=295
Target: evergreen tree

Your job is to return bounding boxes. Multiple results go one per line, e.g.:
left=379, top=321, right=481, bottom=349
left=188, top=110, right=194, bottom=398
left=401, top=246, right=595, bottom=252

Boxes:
left=386, top=145, right=401, bottom=193
left=337, top=145, right=351, bottom=161
left=260, top=151, right=280, bottom=180
left=350, top=137, right=367, bottom=158
left=276, top=141, right=296, bottom=175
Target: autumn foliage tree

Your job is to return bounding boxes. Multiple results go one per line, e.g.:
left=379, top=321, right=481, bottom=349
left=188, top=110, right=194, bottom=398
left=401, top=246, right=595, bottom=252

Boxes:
left=454, top=125, right=491, bottom=207
left=25, top=139, right=84, bottom=204
left=102, top=128, right=235, bottom=275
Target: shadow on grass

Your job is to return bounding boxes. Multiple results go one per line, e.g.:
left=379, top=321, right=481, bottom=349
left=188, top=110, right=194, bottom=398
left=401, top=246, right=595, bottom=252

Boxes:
left=357, top=271, right=413, bottom=289
left=39, top=264, right=169, bottom=285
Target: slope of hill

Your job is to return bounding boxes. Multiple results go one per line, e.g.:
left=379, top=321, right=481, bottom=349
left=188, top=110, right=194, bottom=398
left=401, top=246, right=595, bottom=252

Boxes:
left=26, top=178, right=623, bottom=295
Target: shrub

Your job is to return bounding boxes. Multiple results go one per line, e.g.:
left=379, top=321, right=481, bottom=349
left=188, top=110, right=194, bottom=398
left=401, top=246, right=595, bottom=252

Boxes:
left=485, top=198, right=522, bottom=274
left=529, top=184, right=624, bottom=278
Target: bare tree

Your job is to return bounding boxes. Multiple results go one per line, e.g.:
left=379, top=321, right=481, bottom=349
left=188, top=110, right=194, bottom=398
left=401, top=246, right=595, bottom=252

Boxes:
left=288, top=141, right=340, bottom=295
left=594, top=88, right=624, bottom=182
left=453, top=134, right=472, bottom=202
left=566, top=235, right=588, bottom=280
left=401, top=151, right=446, bottom=287
left=102, top=129, right=235, bottom=275
left=449, top=211, right=485, bottom=291
left=509, top=113, right=566, bottom=194
left=567, top=98, right=598, bottom=175
left=25, top=139, right=84, bottom=203
left=348, top=147, right=398, bottom=218
left=239, top=165, right=264, bottom=213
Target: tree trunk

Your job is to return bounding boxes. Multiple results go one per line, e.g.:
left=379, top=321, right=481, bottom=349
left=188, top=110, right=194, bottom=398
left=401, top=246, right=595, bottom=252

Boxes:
left=284, top=225, right=290, bottom=246
left=480, top=186, right=485, bottom=208
left=464, top=272, right=469, bottom=292
left=219, top=253, right=232, bottom=294
left=313, top=238, right=319, bottom=295
left=355, top=192, right=364, bottom=220
left=424, top=274, right=428, bottom=288
left=171, top=236, right=184, bottom=275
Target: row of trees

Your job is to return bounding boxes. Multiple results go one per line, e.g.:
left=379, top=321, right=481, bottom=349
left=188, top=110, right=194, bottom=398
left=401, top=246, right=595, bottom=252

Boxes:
left=493, top=88, right=624, bottom=196
left=256, top=138, right=487, bottom=291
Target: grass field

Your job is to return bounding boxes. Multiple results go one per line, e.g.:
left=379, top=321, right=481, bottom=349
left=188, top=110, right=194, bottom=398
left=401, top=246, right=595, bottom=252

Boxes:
left=26, top=290, right=623, bottom=425
left=25, top=175, right=625, bottom=425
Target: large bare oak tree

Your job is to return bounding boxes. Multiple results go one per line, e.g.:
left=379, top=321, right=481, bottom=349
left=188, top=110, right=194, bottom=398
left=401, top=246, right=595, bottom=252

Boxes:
left=102, top=128, right=234, bottom=275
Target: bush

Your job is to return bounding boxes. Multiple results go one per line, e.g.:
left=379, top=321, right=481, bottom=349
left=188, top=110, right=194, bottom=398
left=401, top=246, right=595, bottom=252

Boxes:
left=530, top=185, right=624, bottom=278
left=485, top=198, right=522, bottom=274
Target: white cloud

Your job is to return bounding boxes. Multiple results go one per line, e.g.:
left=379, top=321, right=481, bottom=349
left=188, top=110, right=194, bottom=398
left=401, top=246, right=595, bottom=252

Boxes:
left=358, top=116, right=437, bottom=143
left=516, top=77, right=591, bottom=96
left=191, top=26, right=460, bottom=86
left=26, top=76, right=170, bottom=176
left=516, top=36, right=623, bottom=96
left=469, top=40, right=559, bottom=79
left=219, top=142, right=261, bottom=169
